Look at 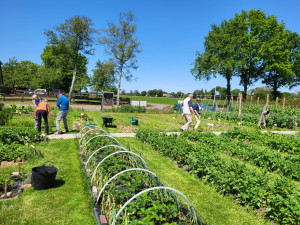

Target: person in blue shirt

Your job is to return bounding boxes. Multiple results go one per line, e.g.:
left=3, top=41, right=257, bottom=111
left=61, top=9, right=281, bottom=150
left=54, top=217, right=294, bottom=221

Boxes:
left=55, top=91, right=69, bottom=134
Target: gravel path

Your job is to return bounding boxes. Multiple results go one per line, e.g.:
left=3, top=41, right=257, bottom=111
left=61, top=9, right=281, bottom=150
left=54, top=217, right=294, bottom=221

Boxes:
left=47, top=130, right=298, bottom=140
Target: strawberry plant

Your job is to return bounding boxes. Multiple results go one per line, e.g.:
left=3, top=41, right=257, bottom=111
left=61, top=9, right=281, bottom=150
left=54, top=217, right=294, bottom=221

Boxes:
left=223, top=129, right=300, bottom=154
left=136, top=128, right=300, bottom=224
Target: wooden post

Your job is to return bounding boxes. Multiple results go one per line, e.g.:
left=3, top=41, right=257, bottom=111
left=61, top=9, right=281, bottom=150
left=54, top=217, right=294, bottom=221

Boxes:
left=275, top=97, right=278, bottom=107
left=257, top=97, right=259, bottom=105
left=4, top=181, right=7, bottom=198
left=266, top=94, right=269, bottom=107
left=239, top=93, right=242, bottom=115
left=18, top=162, right=21, bottom=177
left=283, top=97, right=285, bottom=109
left=250, top=96, right=253, bottom=105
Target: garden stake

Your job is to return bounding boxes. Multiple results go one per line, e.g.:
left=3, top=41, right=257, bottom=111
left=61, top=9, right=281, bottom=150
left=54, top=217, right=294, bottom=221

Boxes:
left=4, top=181, right=7, bottom=198
left=18, top=162, right=21, bottom=177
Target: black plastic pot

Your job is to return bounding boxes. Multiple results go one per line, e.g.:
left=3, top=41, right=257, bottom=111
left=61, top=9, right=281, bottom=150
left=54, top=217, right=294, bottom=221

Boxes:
left=32, top=162, right=58, bottom=190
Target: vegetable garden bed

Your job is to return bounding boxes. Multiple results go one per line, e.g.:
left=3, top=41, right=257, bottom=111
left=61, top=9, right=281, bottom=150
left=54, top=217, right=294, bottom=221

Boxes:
left=78, top=125, right=205, bottom=224
left=136, top=128, right=300, bottom=224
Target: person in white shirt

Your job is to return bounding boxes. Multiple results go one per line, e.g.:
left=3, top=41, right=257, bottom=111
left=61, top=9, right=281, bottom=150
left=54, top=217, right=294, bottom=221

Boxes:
left=180, top=94, right=195, bottom=131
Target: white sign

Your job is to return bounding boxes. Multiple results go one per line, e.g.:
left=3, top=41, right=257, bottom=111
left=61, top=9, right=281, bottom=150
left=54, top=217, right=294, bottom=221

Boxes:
left=131, top=101, right=147, bottom=107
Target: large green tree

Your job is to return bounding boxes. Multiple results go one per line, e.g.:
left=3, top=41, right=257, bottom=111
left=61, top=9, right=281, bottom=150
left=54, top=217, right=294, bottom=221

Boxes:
left=288, top=32, right=300, bottom=89
left=192, top=9, right=299, bottom=100
left=31, top=66, right=63, bottom=90
left=2, top=58, right=39, bottom=90
left=45, top=15, right=96, bottom=101
left=260, top=16, right=297, bottom=99
left=192, top=19, right=237, bottom=100
left=233, top=10, right=266, bottom=100
left=90, top=59, right=116, bottom=92
left=41, top=43, right=89, bottom=92
left=99, top=11, right=142, bottom=106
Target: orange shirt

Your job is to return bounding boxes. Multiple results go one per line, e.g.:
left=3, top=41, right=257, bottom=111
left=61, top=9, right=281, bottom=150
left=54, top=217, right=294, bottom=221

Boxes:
left=35, top=102, right=50, bottom=116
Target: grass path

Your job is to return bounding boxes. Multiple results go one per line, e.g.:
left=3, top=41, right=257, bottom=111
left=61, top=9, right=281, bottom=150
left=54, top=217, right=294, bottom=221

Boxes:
left=118, top=137, right=270, bottom=225
left=0, top=139, right=96, bottom=225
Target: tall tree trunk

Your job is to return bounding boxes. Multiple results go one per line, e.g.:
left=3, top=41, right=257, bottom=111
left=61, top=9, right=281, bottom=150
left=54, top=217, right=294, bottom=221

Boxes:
left=117, top=66, right=123, bottom=106
left=226, top=74, right=231, bottom=105
left=243, top=73, right=248, bottom=101
left=68, top=64, right=77, bottom=103
left=272, top=78, right=278, bottom=100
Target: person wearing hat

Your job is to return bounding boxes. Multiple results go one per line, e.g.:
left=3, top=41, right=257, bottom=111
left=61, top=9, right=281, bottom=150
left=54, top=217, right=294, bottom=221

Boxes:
left=35, top=99, right=50, bottom=135
left=32, top=94, right=43, bottom=129
left=55, top=91, right=69, bottom=134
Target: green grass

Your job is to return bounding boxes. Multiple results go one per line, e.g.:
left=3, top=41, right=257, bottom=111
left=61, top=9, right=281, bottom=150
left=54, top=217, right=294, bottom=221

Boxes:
left=0, top=139, right=96, bottom=225
left=117, top=137, right=270, bottom=225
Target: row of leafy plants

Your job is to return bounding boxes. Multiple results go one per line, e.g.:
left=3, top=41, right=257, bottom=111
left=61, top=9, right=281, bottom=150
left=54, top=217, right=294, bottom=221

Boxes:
left=199, top=109, right=299, bottom=129
left=180, top=131, right=300, bottom=181
left=241, top=104, right=298, bottom=116
left=0, top=127, right=43, bottom=162
left=222, top=129, right=300, bottom=154
left=136, top=128, right=300, bottom=224
left=80, top=130, right=203, bottom=224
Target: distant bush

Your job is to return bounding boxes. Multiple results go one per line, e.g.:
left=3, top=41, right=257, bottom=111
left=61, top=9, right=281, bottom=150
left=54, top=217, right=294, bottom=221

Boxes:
left=115, top=104, right=146, bottom=113
left=0, top=103, right=13, bottom=126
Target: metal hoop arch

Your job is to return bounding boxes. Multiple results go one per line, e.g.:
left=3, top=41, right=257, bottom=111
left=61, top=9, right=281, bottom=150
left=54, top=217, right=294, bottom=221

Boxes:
left=90, top=151, right=149, bottom=185
left=96, top=168, right=158, bottom=203
left=85, top=145, right=129, bottom=170
left=84, top=134, right=121, bottom=148
left=79, top=128, right=108, bottom=146
left=79, top=125, right=101, bottom=137
left=112, top=186, right=196, bottom=224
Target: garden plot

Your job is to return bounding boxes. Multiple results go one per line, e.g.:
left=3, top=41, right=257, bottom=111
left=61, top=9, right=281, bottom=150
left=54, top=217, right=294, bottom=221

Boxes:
left=0, top=127, right=44, bottom=200
left=78, top=125, right=205, bottom=224
left=136, top=128, right=300, bottom=224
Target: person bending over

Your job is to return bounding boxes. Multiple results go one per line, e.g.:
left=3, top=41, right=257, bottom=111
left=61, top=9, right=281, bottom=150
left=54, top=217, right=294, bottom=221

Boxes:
left=35, top=100, right=50, bottom=135
left=32, top=94, right=42, bottom=129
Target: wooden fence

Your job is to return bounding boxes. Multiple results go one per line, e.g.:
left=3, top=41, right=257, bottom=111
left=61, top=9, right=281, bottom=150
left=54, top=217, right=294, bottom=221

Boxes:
left=1, top=93, right=131, bottom=105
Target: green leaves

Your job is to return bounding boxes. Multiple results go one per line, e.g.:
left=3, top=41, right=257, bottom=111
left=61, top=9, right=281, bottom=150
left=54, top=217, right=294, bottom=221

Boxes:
left=90, top=59, right=116, bottom=92
left=192, top=9, right=300, bottom=99
left=137, top=128, right=300, bottom=224
left=99, top=11, right=142, bottom=105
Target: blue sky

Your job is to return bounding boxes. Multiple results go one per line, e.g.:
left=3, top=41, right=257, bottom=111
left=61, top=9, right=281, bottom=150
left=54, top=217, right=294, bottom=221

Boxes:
left=0, top=0, right=299, bottom=94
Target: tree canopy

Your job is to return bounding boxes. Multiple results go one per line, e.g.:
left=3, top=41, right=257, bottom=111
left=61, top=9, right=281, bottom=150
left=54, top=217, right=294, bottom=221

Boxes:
left=40, top=43, right=88, bottom=91
left=90, top=60, right=116, bottom=92
left=45, top=15, right=96, bottom=100
left=192, top=9, right=300, bottom=100
left=99, top=11, right=142, bottom=105
left=2, top=58, right=39, bottom=89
